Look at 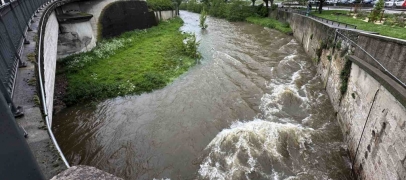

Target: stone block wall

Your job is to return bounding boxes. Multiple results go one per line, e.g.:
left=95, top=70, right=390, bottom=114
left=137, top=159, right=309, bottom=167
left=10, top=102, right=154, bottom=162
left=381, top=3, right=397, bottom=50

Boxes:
left=355, top=33, right=406, bottom=84
left=275, top=9, right=406, bottom=179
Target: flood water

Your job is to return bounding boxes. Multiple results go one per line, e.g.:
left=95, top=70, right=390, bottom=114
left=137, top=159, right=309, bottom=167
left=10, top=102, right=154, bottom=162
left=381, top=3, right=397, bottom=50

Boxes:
left=53, top=11, right=353, bottom=179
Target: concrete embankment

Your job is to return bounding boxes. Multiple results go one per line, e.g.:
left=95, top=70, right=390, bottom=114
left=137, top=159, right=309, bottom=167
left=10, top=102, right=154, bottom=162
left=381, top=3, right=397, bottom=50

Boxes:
left=273, top=9, right=406, bottom=180
left=12, top=0, right=177, bottom=178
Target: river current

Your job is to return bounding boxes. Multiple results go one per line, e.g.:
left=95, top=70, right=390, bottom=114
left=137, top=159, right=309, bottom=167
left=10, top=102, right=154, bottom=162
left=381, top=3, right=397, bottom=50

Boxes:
left=53, top=11, right=353, bottom=179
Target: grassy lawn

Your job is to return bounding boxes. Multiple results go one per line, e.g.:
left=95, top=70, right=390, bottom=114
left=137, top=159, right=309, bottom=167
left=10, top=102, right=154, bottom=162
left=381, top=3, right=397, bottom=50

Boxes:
left=311, top=10, right=406, bottom=40
left=59, top=18, right=198, bottom=105
left=246, top=16, right=293, bottom=34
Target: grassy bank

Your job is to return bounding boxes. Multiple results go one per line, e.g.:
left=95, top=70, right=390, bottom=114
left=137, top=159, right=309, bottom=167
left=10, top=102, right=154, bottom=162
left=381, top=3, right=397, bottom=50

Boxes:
left=59, top=18, right=198, bottom=105
left=311, top=10, right=406, bottom=40
left=246, top=16, right=292, bottom=34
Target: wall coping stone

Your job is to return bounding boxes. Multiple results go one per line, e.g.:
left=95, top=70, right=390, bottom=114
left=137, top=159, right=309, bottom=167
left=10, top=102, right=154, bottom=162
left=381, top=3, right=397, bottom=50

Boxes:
left=348, top=55, right=406, bottom=107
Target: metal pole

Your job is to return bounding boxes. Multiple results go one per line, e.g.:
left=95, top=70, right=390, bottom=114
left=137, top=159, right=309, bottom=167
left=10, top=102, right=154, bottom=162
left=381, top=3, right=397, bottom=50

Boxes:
left=0, top=80, right=23, bottom=117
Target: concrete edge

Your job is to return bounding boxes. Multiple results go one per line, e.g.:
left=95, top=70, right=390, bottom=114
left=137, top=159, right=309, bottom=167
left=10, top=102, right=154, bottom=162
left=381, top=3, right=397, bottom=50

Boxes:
left=348, top=55, right=406, bottom=107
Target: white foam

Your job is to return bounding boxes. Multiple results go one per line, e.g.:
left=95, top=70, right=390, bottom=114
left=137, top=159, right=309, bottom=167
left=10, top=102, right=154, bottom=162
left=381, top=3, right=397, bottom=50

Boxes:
left=198, top=119, right=313, bottom=179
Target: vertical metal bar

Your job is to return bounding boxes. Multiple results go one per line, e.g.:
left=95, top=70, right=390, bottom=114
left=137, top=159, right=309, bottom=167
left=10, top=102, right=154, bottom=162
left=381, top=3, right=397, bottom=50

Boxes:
left=9, top=2, right=30, bottom=44
left=15, top=0, right=33, bottom=31
left=0, top=15, right=23, bottom=65
left=0, top=79, right=19, bottom=114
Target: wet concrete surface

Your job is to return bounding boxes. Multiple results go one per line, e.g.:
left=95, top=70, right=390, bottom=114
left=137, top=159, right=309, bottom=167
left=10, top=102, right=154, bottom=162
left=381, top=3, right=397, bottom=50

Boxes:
left=13, top=4, right=66, bottom=179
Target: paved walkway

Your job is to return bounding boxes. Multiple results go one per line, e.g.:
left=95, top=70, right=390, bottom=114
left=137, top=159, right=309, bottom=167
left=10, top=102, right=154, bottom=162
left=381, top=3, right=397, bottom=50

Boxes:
left=13, top=4, right=66, bottom=179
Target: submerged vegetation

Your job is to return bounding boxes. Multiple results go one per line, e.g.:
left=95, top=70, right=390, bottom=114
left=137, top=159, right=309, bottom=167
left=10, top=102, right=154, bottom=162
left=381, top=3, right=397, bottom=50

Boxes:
left=200, top=8, right=208, bottom=29
left=59, top=18, right=200, bottom=105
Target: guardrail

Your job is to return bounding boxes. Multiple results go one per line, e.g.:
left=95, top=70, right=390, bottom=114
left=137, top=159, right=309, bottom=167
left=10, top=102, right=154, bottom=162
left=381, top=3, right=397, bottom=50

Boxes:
left=0, top=0, right=49, bottom=97
left=0, top=0, right=72, bottom=173
left=282, top=8, right=358, bottom=29
left=336, top=29, right=406, bottom=88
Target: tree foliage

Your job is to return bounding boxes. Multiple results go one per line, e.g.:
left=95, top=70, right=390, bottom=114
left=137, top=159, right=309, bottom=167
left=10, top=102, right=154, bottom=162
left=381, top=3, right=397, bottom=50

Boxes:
left=369, top=0, right=384, bottom=22
left=147, top=0, right=175, bottom=11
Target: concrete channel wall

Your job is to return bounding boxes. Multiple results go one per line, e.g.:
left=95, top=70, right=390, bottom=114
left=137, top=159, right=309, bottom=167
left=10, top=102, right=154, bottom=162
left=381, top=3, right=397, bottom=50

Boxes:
left=43, top=12, right=59, bottom=126
left=273, top=10, right=406, bottom=180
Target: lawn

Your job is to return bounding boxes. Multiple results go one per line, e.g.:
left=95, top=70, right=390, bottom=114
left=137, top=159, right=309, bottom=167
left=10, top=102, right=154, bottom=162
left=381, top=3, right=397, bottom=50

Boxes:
left=246, top=16, right=293, bottom=34
left=59, top=18, right=198, bottom=105
left=311, top=10, right=406, bottom=40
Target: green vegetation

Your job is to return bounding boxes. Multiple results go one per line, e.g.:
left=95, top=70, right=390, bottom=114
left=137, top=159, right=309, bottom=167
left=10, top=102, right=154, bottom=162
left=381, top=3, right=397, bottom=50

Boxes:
left=33, top=95, right=40, bottom=106
left=59, top=18, right=199, bottom=105
left=27, top=53, right=36, bottom=62
left=27, top=77, right=36, bottom=86
left=246, top=16, right=292, bottom=34
left=147, top=0, right=174, bottom=11
left=369, top=0, right=384, bottom=22
left=200, top=8, right=208, bottom=29
left=180, top=0, right=268, bottom=21
left=311, top=10, right=406, bottom=40
left=180, top=0, right=291, bottom=34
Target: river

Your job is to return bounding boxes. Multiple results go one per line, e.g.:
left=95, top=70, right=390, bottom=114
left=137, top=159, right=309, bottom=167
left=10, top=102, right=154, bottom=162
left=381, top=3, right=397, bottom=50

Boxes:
left=53, top=11, right=353, bottom=180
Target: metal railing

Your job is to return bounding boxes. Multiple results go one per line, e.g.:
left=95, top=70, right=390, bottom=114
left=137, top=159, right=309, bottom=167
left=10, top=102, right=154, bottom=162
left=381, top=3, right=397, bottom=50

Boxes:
left=335, top=29, right=406, bottom=88
left=0, top=0, right=50, bottom=98
left=282, top=8, right=358, bottom=29
left=0, top=0, right=72, bottom=171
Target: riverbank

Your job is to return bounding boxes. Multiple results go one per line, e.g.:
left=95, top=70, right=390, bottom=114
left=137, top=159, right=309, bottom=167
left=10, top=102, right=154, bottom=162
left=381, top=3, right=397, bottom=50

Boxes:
left=56, top=18, right=199, bottom=107
left=246, top=16, right=293, bottom=34
left=179, top=2, right=292, bottom=35
left=310, top=10, right=406, bottom=39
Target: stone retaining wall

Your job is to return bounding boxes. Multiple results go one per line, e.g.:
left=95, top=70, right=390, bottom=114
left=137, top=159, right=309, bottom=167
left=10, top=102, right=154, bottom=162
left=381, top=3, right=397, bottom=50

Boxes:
left=273, top=9, right=406, bottom=179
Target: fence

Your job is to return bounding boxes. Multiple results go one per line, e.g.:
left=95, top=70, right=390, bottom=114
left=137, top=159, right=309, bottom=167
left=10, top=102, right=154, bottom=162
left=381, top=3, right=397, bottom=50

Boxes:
left=0, top=0, right=54, bottom=178
left=282, top=8, right=358, bottom=29
left=0, top=0, right=48, bottom=108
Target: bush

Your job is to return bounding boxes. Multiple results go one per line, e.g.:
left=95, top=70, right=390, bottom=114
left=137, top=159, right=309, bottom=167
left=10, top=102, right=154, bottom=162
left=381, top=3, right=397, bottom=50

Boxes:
left=369, top=0, right=383, bottom=22
left=209, top=0, right=228, bottom=18
left=200, top=8, right=208, bottom=29
left=225, top=1, right=255, bottom=21
left=147, top=0, right=175, bottom=11
left=256, top=4, right=269, bottom=17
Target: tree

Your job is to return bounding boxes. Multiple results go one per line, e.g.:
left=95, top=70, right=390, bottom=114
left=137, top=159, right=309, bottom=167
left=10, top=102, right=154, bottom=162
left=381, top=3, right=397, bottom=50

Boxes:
left=264, top=0, right=269, bottom=8
left=318, top=0, right=325, bottom=14
left=251, top=0, right=256, bottom=6
left=173, top=0, right=182, bottom=15
left=369, top=0, right=384, bottom=22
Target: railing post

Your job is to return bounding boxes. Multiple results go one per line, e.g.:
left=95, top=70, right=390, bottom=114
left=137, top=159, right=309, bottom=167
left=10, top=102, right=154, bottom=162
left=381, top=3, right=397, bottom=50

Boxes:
left=0, top=15, right=25, bottom=67
left=0, top=80, right=24, bottom=117
left=9, top=2, right=30, bottom=44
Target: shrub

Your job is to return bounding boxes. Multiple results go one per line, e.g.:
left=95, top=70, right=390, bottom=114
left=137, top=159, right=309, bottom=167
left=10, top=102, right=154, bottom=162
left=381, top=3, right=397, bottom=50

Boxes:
left=369, top=0, right=383, bottom=22
left=226, top=0, right=254, bottom=21
left=200, top=8, right=208, bottom=29
left=183, top=33, right=201, bottom=59
left=256, top=4, right=269, bottom=17
left=147, top=0, right=175, bottom=11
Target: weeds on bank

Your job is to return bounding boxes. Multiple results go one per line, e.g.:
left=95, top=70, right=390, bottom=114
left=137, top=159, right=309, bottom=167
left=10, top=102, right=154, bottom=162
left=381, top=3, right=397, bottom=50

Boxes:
left=59, top=18, right=200, bottom=105
left=246, top=16, right=292, bottom=35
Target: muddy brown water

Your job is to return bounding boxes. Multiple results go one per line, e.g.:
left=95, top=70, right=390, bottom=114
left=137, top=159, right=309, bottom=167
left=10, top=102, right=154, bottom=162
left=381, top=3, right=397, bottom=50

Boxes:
left=53, top=11, right=353, bottom=180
